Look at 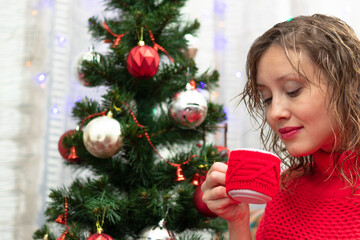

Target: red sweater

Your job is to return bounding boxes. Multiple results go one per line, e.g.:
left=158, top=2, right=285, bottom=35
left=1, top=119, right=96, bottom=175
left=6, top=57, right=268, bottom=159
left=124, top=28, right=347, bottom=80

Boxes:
left=256, top=150, right=360, bottom=239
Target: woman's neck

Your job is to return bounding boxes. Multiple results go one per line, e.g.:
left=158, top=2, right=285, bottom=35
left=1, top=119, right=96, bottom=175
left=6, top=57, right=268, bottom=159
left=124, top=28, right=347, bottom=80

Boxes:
left=312, top=149, right=357, bottom=177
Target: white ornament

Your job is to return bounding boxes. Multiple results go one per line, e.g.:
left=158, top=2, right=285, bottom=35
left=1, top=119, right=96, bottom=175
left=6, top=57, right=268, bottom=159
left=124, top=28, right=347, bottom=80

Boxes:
left=83, top=113, right=123, bottom=158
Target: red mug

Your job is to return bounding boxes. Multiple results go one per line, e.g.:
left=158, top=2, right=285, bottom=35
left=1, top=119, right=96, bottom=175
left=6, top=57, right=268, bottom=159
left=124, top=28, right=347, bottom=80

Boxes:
left=225, top=148, right=281, bottom=204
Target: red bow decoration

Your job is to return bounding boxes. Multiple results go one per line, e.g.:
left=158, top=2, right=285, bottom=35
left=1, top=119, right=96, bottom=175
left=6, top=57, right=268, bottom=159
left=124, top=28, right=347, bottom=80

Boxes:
left=55, top=214, right=66, bottom=225
left=148, top=29, right=174, bottom=62
left=103, top=22, right=126, bottom=47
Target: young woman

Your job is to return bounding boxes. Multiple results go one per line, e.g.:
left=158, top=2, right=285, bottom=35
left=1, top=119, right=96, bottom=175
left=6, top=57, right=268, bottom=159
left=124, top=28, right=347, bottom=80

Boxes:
left=202, top=14, right=360, bottom=239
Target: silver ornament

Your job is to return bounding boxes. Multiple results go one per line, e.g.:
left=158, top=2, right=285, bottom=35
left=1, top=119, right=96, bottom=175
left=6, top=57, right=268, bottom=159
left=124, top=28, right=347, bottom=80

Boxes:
left=72, top=45, right=102, bottom=86
left=83, top=113, right=123, bottom=158
left=139, top=219, right=174, bottom=240
left=168, top=83, right=208, bottom=129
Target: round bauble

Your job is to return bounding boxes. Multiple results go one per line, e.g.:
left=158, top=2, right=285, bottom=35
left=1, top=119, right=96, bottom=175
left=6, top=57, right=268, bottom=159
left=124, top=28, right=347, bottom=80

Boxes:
left=83, top=115, right=124, bottom=158
left=58, top=129, right=80, bottom=163
left=168, top=87, right=208, bottom=129
left=216, top=145, right=230, bottom=158
left=126, top=44, right=160, bottom=79
left=193, top=175, right=217, bottom=218
left=58, top=129, right=75, bottom=159
left=140, top=219, right=174, bottom=240
left=87, top=233, right=113, bottom=240
left=72, top=45, right=102, bottom=86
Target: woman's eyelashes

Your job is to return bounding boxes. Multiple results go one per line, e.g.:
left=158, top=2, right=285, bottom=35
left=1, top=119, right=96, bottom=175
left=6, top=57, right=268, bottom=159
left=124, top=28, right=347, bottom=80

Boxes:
left=261, top=88, right=302, bottom=106
left=263, top=96, right=272, bottom=105
left=286, top=88, right=302, bottom=97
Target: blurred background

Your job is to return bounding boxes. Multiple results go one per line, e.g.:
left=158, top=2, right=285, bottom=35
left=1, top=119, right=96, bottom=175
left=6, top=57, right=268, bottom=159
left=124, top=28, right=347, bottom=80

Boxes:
left=2, top=0, right=360, bottom=239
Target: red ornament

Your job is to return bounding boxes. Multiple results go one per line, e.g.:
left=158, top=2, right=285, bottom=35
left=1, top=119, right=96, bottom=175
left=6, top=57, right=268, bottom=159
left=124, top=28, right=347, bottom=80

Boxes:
left=216, top=146, right=230, bottom=158
left=191, top=173, right=200, bottom=186
left=193, top=175, right=217, bottom=218
left=55, top=214, right=66, bottom=225
left=126, top=43, right=160, bottom=79
left=87, top=233, right=113, bottom=240
left=58, top=130, right=75, bottom=158
left=58, top=129, right=80, bottom=163
left=175, top=166, right=186, bottom=182
left=56, top=197, right=69, bottom=240
left=67, top=146, right=80, bottom=162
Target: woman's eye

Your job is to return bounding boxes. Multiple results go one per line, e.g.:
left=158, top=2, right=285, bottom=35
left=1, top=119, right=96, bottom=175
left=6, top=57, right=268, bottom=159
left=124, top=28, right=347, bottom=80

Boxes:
left=287, top=88, right=301, bottom=97
left=263, top=97, right=272, bottom=105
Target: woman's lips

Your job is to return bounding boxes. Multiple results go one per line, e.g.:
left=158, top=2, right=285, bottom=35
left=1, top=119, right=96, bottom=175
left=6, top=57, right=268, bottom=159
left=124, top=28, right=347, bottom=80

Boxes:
left=278, top=126, right=303, bottom=140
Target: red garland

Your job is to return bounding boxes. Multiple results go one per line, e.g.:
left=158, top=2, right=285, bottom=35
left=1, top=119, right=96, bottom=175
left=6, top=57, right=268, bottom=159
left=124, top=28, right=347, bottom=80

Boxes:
left=103, top=22, right=126, bottom=48
left=56, top=197, right=70, bottom=240
left=148, top=29, right=174, bottom=62
left=80, top=111, right=108, bottom=130
left=102, top=21, right=174, bottom=62
left=79, top=103, right=195, bottom=180
left=55, top=214, right=66, bottom=225
left=121, top=101, right=195, bottom=176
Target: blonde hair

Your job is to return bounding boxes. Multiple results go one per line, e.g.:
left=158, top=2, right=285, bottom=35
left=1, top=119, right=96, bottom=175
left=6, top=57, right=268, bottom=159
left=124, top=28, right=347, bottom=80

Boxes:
left=242, top=14, right=360, bottom=187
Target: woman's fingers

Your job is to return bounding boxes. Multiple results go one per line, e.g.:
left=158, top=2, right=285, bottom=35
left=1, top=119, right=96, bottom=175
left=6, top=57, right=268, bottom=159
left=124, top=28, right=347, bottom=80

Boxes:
left=201, top=162, right=228, bottom=192
left=207, top=161, right=228, bottom=174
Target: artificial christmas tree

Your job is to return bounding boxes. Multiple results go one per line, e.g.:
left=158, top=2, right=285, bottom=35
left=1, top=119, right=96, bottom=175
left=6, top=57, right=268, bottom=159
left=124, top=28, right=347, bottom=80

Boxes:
left=34, top=0, right=228, bottom=239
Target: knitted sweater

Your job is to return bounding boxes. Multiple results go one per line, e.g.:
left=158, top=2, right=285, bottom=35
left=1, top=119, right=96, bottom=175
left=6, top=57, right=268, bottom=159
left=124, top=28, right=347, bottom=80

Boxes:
left=256, top=150, right=360, bottom=239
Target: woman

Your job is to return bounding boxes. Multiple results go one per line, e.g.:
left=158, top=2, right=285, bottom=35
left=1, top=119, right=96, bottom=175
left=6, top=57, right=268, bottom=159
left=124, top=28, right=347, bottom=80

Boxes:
left=202, top=14, right=360, bottom=239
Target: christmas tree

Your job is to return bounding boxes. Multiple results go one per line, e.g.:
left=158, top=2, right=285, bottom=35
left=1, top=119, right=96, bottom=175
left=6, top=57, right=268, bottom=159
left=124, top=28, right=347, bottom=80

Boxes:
left=34, top=0, right=228, bottom=239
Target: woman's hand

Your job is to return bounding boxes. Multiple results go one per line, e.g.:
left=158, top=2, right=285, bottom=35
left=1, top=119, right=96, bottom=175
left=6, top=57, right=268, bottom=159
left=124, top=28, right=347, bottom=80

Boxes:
left=201, top=162, right=250, bottom=224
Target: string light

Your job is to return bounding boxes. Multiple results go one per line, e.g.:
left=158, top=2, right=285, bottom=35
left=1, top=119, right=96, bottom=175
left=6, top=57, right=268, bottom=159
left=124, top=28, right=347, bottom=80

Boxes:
left=214, top=0, right=226, bottom=15
left=235, top=71, right=242, bottom=78
left=212, top=91, right=219, bottom=99
left=214, top=34, right=227, bottom=51
left=214, top=0, right=226, bottom=52
left=36, top=73, right=47, bottom=84
left=57, top=35, right=66, bottom=46
left=218, top=21, right=225, bottom=28
left=51, top=105, right=59, bottom=114
left=222, top=107, right=229, bottom=118
left=201, top=10, right=211, bottom=18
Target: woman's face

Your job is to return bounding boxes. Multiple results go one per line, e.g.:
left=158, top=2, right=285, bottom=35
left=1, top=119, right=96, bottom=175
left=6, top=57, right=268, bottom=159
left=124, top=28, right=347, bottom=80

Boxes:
left=256, top=45, right=337, bottom=157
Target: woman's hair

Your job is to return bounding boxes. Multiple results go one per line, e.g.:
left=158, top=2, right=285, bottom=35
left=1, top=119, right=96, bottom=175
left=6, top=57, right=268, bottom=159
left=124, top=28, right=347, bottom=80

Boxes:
left=242, top=14, right=360, bottom=187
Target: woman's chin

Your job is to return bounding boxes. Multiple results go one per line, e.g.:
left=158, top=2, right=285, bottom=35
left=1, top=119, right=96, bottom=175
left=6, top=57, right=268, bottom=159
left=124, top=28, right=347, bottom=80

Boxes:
left=286, top=148, right=317, bottom=157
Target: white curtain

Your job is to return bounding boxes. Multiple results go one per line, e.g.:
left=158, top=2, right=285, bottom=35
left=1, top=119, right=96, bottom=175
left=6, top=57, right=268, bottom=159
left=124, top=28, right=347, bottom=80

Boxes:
left=0, top=0, right=49, bottom=239
left=2, top=0, right=360, bottom=239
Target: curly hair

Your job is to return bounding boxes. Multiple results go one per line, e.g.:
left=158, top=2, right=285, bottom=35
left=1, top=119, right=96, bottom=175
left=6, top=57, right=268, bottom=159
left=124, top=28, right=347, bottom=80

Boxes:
left=241, top=14, right=360, bottom=187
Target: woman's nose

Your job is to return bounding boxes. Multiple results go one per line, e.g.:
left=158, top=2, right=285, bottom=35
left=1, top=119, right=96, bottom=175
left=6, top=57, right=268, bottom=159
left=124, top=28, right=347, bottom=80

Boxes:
left=268, top=95, right=290, bottom=121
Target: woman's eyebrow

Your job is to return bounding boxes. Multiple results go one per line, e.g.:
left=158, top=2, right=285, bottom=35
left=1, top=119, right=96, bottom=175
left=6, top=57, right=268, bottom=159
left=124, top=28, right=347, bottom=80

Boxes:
left=256, top=73, right=300, bottom=87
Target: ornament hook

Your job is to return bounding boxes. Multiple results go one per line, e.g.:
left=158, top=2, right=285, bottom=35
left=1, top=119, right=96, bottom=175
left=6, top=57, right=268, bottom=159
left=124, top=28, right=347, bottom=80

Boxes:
left=138, top=27, right=145, bottom=46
